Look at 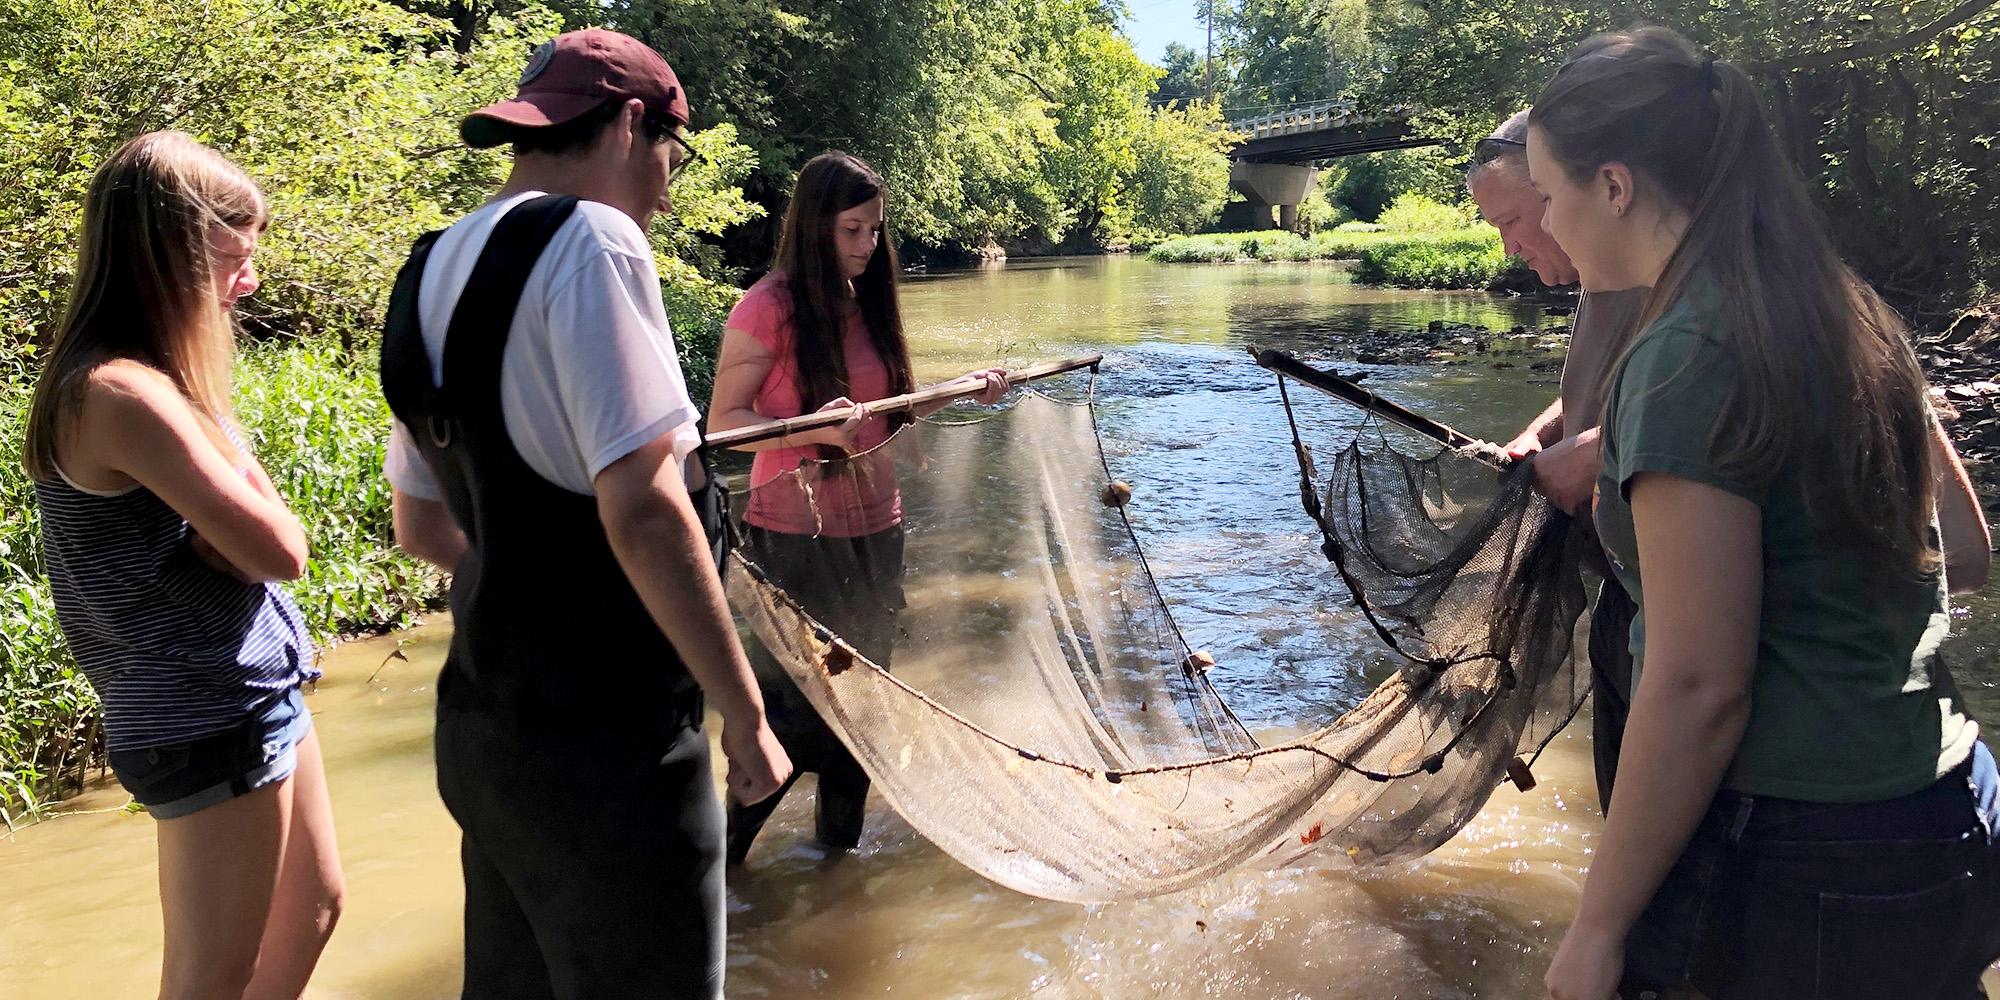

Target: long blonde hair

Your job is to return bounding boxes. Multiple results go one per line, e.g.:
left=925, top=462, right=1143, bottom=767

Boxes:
left=22, top=131, right=267, bottom=482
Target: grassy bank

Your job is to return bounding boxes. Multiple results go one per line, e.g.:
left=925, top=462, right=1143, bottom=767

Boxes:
left=1148, top=225, right=1531, bottom=291
left=1147, top=226, right=1394, bottom=263
left=1146, top=194, right=1534, bottom=291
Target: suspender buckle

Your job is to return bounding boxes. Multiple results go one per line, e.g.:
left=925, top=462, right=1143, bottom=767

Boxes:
left=427, top=413, right=454, bottom=449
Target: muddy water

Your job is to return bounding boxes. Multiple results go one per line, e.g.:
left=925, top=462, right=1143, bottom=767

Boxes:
left=4, top=255, right=1995, bottom=998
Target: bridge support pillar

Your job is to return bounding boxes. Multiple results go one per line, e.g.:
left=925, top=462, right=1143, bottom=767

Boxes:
left=1227, top=161, right=1317, bottom=233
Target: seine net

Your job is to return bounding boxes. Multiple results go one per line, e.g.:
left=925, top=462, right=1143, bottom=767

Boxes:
left=723, top=364, right=1590, bottom=903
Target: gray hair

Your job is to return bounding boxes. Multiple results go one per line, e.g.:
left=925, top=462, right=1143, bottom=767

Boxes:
left=1464, top=108, right=1532, bottom=188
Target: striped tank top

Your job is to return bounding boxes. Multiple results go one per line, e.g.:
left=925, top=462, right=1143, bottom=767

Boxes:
left=35, top=464, right=317, bottom=752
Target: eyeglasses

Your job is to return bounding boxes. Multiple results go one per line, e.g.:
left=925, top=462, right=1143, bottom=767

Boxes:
left=645, top=115, right=703, bottom=185
left=666, top=131, right=702, bottom=184
left=1470, top=136, right=1526, bottom=166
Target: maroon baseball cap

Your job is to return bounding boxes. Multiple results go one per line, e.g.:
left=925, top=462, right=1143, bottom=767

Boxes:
left=461, top=29, right=690, bottom=148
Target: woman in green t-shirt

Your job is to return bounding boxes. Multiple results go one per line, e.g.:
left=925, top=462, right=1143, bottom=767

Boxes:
left=1522, top=26, right=1997, bottom=1000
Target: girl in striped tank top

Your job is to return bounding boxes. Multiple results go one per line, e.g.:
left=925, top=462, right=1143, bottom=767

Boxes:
left=22, top=132, right=342, bottom=999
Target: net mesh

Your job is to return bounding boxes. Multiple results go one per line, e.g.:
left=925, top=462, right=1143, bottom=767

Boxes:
left=724, top=368, right=1590, bottom=902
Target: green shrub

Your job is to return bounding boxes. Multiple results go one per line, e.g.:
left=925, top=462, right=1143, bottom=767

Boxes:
left=1147, top=223, right=1515, bottom=289
left=0, top=357, right=93, bottom=827
left=1351, top=230, right=1509, bottom=289
left=1376, top=193, right=1473, bottom=234
left=1148, top=229, right=1383, bottom=263
left=1293, top=186, right=1351, bottom=233
left=1334, top=221, right=1387, bottom=233
left=233, top=345, right=440, bottom=637
left=1147, top=233, right=1249, bottom=262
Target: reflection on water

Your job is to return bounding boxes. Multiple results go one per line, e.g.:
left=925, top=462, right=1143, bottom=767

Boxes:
left=3, top=256, right=1994, bottom=998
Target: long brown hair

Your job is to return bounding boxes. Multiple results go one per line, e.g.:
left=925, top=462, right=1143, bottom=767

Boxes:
left=1532, top=27, right=1937, bottom=570
left=769, top=151, right=915, bottom=428
left=22, top=131, right=266, bottom=481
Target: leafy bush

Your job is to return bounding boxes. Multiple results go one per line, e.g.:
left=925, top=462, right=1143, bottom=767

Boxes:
left=1376, top=193, right=1474, bottom=234
left=0, top=358, right=92, bottom=827
left=1324, top=147, right=1466, bottom=222
left=1147, top=224, right=1515, bottom=290
left=233, top=346, right=440, bottom=636
left=1146, top=235, right=1244, bottom=263
left=1293, top=184, right=1351, bottom=233
left=1148, top=228, right=1410, bottom=263
left=1352, top=231, right=1511, bottom=290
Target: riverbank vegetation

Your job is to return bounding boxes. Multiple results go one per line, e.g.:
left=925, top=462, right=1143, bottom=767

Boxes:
left=1146, top=194, right=1530, bottom=291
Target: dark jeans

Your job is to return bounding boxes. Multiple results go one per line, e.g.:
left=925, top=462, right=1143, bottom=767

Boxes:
left=435, top=702, right=722, bottom=999
left=1623, top=742, right=2000, bottom=999
left=730, top=524, right=905, bottom=861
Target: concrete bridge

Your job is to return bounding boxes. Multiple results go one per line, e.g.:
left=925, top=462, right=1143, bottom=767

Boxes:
left=1222, top=99, right=1441, bottom=230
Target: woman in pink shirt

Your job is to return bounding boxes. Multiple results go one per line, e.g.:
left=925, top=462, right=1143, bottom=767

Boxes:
left=708, top=151, right=1005, bottom=861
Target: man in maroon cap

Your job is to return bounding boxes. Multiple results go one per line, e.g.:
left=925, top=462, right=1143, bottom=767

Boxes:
left=380, top=28, right=789, bottom=999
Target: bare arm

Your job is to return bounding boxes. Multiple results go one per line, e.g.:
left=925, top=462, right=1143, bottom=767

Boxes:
left=594, top=433, right=791, bottom=804
left=70, top=361, right=309, bottom=582
left=392, top=490, right=468, bottom=573
left=1545, top=473, right=1761, bottom=999
left=1933, top=420, right=1992, bottom=594
left=912, top=367, right=1009, bottom=416
left=707, top=325, right=860, bottom=453
left=1506, top=398, right=1565, bottom=456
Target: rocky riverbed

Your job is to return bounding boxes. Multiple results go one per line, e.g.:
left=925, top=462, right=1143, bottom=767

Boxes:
left=1923, top=305, right=2000, bottom=490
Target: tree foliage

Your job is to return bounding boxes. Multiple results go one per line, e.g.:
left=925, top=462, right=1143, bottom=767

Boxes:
left=529, top=0, right=1236, bottom=256
left=0, top=0, right=761, bottom=355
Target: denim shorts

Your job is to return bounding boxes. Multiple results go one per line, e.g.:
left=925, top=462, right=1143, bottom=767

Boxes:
left=106, top=686, right=314, bottom=820
left=1623, top=740, right=2000, bottom=999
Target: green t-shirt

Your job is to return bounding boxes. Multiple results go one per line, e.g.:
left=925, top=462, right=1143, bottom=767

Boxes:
left=1593, top=292, right=1977, bottom=802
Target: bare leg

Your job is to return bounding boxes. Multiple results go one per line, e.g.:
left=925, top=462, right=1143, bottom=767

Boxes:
left=244, top=728, right=344, bottom=999
left=156, top=776, right=290, bottom=999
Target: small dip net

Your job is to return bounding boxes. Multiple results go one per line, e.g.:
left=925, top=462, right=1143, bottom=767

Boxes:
left=724, top=361, right=1590, bottom=903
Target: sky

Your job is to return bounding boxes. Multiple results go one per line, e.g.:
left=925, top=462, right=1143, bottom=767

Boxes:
left=1120, top=0, right=1210, bottom=66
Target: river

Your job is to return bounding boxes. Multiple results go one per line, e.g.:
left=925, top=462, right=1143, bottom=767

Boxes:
left=3, top=255, right=1995, bottom=998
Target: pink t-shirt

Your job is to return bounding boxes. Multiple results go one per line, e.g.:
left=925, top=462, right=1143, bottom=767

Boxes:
left=730, top=273, right=902, bottom=536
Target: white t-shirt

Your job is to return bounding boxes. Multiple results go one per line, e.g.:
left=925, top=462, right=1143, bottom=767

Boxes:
left=384, top=191, right=702, bottom=500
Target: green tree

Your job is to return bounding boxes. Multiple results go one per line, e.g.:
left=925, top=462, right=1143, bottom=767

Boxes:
left=1327, top=147, right=1463, bottom=221
left=1118, top=100, right=1239, bottom=242
left=1154, top=41, right=1210, bottom=105
left=1223, top=0, right=1339, bottom=107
